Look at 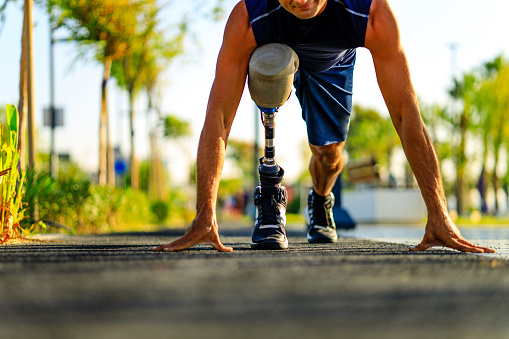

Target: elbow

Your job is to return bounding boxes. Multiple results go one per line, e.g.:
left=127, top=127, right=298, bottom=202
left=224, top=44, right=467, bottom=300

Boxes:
left=201, top=109, right=234, bottom=143
left=391, top=105, right=427, bottom=142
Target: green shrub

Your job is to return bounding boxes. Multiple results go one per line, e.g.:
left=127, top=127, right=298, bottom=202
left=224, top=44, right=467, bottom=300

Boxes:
left=0, top=105, right=27, bottom=243
left=25, top=166, right=155, bottom=234
left=150, top=200, right=169, bottom=223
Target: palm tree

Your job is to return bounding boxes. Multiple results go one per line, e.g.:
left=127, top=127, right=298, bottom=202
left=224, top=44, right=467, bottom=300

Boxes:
left=449, top=73, right=478, bottom=215
left=475, top=57, right=509, bottom=213
left=345, top=104, right=399, bottom=182
left=48, top=0, right=145, bottom=185
left=111, top=0, right=186, bottom=190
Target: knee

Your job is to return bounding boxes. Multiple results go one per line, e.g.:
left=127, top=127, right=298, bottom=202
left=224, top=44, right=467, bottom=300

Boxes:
left=310, top=143, right=345, bottom=174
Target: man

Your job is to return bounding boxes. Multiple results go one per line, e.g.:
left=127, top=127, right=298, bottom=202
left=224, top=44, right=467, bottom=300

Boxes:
left=153, top=0, right=495, bottom=253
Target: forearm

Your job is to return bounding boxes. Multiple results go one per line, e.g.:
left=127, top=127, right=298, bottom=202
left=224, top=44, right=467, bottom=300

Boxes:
left=397, top=111, right=449, bottom=217
left=191, top=1, right=255, bottom=222
left=194, top=118, right=229, bottom=218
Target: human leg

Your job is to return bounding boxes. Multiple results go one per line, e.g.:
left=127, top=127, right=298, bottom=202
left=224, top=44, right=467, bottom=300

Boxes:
left=294, top=59, right=355, bottom=243
left=305, top=142, right=345, bottom=243
left=309, top=142, right=345, bottom=196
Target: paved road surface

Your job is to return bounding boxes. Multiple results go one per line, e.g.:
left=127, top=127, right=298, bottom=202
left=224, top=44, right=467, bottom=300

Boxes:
left=0, top=227, right=508, bottom=339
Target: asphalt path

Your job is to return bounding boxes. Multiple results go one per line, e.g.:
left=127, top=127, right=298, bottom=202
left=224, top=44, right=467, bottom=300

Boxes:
left=0, top=227, right=508, bottom=339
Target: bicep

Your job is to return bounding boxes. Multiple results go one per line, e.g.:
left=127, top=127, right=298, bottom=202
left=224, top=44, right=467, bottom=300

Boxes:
left=206, top=1, right=257, bottom=131
left=365, top=0, right=419, bottom=128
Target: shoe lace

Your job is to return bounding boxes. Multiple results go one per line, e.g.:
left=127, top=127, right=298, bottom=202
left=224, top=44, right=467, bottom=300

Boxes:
left=255, top=186, right=286, bottom=225
left=309, top=192, right=334, bottom=227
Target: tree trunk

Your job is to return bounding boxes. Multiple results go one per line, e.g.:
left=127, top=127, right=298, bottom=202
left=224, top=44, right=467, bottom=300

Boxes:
left=146, top=93, right=166, bottom=200
left=455, top=111, right=468, bottom=215
left=492, top=169, right=499, bottom=214
left=492, top=145, right=501, bottom=214
left=149, top=131, right=166, bottom=201
left=99, top=58, right=112, bottom=185
left=129, top=89, right=139, bottom=190
left=25, top=0, right=38, bottom=223
left=492, top=115, right=505, bottom=214
left=148, top=131, right=156, bottom=200
left=17, top=8, right=28, bottom=172
left=107, top=109, right=115, bottom=187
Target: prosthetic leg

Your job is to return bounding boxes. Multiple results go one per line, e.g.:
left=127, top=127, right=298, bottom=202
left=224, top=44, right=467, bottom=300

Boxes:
left=248, top=44, right=299, bottom=250
left=258, top=106, right=284, bottom=185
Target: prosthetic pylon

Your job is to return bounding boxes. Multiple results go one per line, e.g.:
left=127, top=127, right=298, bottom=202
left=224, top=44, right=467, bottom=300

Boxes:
left=258, top=106, right=284, bottom=185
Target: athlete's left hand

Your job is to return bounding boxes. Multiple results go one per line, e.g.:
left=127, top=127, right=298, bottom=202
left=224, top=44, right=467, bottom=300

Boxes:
left=409, top=214, right=496, bottom=253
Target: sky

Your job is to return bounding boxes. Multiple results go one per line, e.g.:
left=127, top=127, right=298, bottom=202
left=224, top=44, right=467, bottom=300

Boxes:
left=1, top=0, right=509, bottom=184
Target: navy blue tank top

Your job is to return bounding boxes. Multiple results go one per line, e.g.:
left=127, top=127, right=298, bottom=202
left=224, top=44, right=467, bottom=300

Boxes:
left=245, top=0, right=372, bottom=73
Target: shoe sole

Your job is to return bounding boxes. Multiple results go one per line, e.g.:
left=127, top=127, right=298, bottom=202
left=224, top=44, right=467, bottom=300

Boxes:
left=307, top=233, right=338, bottom=243
left=250, top=239, right=289, bottom=250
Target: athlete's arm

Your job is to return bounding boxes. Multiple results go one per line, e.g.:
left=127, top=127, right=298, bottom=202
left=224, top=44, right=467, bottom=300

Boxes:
left=153, top=1, right=257, bottom=252
left=365, top=0, right=494, bottom=253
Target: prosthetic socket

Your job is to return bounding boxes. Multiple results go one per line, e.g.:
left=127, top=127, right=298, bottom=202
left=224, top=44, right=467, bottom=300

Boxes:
left=248, top=44, right=299, bottom=186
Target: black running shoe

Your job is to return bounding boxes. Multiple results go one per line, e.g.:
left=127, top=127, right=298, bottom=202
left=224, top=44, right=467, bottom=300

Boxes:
left=251, top=185, right=288, bottom=250
left=306, top=189, right=338, bottom=243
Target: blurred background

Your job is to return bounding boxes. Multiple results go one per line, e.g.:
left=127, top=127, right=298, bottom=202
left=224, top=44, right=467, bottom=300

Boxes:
left=0, top=0, right=509, bottom=234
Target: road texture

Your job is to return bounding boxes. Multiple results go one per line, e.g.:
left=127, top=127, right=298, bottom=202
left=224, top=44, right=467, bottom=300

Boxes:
left=0, top=227, right=508, bottom=339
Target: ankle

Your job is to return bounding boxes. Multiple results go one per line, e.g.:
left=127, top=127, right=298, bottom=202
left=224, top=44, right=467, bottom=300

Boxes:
left=310, top=188, right=329, bottom=201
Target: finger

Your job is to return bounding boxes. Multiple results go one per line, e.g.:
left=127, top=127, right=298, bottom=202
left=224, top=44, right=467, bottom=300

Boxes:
left=152, top=236, right=198, bottom=252
left=415, top=230, right=487, bottom=253
left=442, top=239, right=484, bottom=253
left=206, top=233, right=233, bottom=252
left=452, top=244, right=484, bottom=253
left=208, top=239, right=233, bottom=252
left=409, top=244, right=427, bottom=251
left=408, top=242, right=437, bottom=251
left=454, top=238, right=497, bottom=253
left=456, top=240, right=497, bottom=253
left=210, top=242, right=234, bottom=252
left=152, top=244, right=169, bottom=251
left=409, top=237, right=444, bottom=251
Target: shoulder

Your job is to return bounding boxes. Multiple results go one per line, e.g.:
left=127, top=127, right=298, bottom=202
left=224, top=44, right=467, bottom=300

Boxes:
left=218, top=2, right=257, bottom=63
left=223, top=2, right=257, bottom=50
left=228, top=1, right=252, bottom=31
left=365, top=0, right=402, bottom=57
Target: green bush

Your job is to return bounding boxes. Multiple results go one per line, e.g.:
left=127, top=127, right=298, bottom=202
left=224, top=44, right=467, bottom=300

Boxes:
left=0, top=105, right=27, bottom=243
left=150, top=200, right=169, bottom=224
left=25, top=166, right=155, bottom=234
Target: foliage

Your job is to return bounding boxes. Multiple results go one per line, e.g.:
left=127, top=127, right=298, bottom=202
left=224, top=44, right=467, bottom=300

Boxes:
left=346, top=105, right=400, bottom=166
left=0, top=105, right=27, bottom=243
left=82, top=185, right=152, bottom=233
left=163, top=115, right=191, bottom=139
left=150, top=200, right=169, bottom=224
left=224, top=139, right=262, bottom=184
left=419, top=102, right=454, bottom=160
left=218, top=178, right=243, bottom=200
left=108, top=0, right=186, bottom=190
left=444, top=55, right=509, bottom=214
left=0, top=0, right=9, bottom=35
left=24, top=165, right=157, bottom=234
left=48, top=0, right=145, bottom=60
left=111, top=1, right=186, bottom=97
left=48, top=0, right=155, bottom=185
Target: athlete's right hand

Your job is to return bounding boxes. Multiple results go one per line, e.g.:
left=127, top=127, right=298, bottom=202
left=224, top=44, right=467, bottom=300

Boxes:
left=151, top=213, right=233, bottom=252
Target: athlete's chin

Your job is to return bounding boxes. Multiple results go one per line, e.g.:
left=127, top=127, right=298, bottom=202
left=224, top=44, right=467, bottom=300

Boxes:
left=293, top=9, right=318, bottom=19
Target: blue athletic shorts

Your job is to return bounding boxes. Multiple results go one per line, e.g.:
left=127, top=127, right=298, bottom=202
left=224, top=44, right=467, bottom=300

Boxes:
left=293, top=55, right=355, bottom=146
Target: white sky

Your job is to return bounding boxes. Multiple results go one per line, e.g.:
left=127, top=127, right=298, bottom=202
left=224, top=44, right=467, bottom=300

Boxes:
left=1, top=0, right=509, bottom=184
